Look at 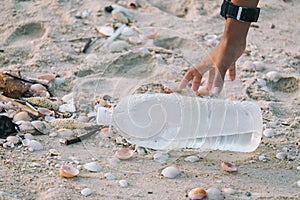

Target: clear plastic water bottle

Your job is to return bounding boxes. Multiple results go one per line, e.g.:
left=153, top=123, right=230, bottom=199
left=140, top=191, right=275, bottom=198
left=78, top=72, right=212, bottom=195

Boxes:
left=97, top=93, right=262, bottom=152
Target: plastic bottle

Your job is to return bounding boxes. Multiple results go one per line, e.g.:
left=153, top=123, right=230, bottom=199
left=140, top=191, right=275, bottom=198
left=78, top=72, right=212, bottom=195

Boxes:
left=97, top=93, right=262, bottom=152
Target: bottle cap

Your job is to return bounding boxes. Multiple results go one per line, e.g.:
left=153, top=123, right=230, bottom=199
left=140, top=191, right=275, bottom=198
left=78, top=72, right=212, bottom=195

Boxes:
left=96, top=107, right=111, bottom=125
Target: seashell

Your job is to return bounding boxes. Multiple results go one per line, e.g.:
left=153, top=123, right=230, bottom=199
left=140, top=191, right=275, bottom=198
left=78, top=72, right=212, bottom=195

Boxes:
left=37, top=107, right=54, bottom=117
left=206, top=187, right=224, bottom=200
left=197, top=86, right=210, bottom=96
left=84, top=162, right=102, bottom=172
left=119, top=179, right=129, bottom=188
left=49, top=149, right=61, bottom=156
left=25, top=97, right=59, bottom=111
left=36, top=74, right=56, bottom=81
left=49, top=119, right=93, bottom=129
left=49, top=132, right=58, bottom=137
left=6, top=136, right=20, bottom=144
left=61, top=93, right=73, bottom=103
left=59, top=103, right=76, bottom=113
left=188, top=187, right=206, bottom=200
left=297, top=180, right=300, bottom=188
left=112, top=9, right=129, bottom=24
left=115, top=148, right=134, bottom=160
left=161, top=166, right=180, bottom=179
left=276, top=152, right=287, bottom=160
left=184, top=155, right=200, bottom=163
left=3, top=141, right=14, bottom=148
left=128, top=36, right=142, bottom=45
left=56, top=128, right=74, bottom=138
left=13, top=111, right=31, bottom=122
left=266, top=71, right=281, bottom=82
left=59, top=163, right=79, bottom=178
left=126, top=1, right=138, bottom=9
left=153, top=152, right=169, bottom=164
left=96, top=26, right=114, bottom=37
left=104, top=172, right=116, bottom=180
left=221, top=161, right=237, bottom=172
left=22, top=138, right=31, bottom=146
left=222, top=188, right=235, bottom=195
left=204, top=34, right=217, bottom=41
left=30, top=84, right=47, bottom=93
left=81, top=188, right=92, bottom=196
left=24, top=133, right=34, bottom=140
left=27, top=140, right=43, bottom=151
left=263, top=128, right=275, bottom=138
left=253, top=61, right=266, bottom=71
left=31, top=121, right=51, bottom=134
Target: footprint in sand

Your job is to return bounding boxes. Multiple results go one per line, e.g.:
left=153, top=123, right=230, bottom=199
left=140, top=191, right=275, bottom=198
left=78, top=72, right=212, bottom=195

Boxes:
left=4, top=22, right=46, bottom=47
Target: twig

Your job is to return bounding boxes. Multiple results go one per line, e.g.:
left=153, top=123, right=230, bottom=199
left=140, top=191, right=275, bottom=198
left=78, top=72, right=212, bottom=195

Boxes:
left=0, top=94, right=39, bottom=117
left=61, top=126, right=102, bottom=145
left=82, top=38, right=93, bottom=53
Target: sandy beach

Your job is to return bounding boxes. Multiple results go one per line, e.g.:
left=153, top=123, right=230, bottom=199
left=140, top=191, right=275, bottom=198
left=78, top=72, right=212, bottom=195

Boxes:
left=0, top=0, right=299, bottom=199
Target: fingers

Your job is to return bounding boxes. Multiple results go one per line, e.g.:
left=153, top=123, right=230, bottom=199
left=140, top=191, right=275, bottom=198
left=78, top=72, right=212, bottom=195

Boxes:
left=191, top=70, right=202, bottom=91
left=207, top=68, right=215, bottom=90
left=179, top=67, right=203, bottom=91
left=212, top=67, right=226, bottom=95
left=228, top=62, right=236, bottom=81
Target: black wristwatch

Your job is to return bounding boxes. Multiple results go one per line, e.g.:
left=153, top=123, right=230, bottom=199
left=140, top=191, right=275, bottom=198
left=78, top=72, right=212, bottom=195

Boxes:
left=220, top=0, right=260, bottom=22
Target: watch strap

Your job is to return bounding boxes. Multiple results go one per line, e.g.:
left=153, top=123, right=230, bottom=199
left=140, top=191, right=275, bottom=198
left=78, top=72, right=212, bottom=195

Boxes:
left=220, top=0, right=260, bottom=22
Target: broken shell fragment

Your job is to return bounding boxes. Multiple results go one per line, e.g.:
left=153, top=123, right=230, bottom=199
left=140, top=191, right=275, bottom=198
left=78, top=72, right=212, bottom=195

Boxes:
left=59, top=163, right=79, bottom=178
left=31, top=121, right=51, bottom=134
left=115, top=148, right=134, bottom=160
left=49, top=149, right=61, bottom=157
left=96, top=26, right=114, bottom=37
left=6, top=136, right=20, bottom=144
left=126, top=1, right=138, bottom=9
left=161, top=166, right=180, bottom=179
left=276, top=152, right=288, bottom=160
left=84, top=162, right=102, bottom=172
left=188, top=187, right=206, bottom=200
left=197, top=86, right=210, bottom=96
left=221, top=161, right=237, bottom=172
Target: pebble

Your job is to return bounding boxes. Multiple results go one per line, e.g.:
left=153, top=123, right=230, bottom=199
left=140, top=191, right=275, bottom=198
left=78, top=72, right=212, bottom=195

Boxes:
left=297, top=180, right=300, bottom=188
left=253, top=61, right=266, bottom=71
left=258, top=155, right=266, bottom=161
left=81, top=188, right=92, bottom=196
left=206, top=187, right=224, bottom=200
left=266, top=71, right=281, bottom=82
left=108, top=40, right=130, bottom=52
left=184, top=155, right=200, bottom=163
left=6, top=136, right=20, bottom=144
left=84, top=162, right=102, bottom=172
left=245, top=192, right=251, bottom=197
left=104, top=173, right=116, bottom=180
left=119, top=179, right=129, bottom=188
left=263, top=128, right=275, bottom=138
left=276, top=152, right=287, bottom=160
left=153, top=152, right=169, bottom=164
left=49, top=132, right=58, bottom=137
left=296, top=166, right=300, bottom=170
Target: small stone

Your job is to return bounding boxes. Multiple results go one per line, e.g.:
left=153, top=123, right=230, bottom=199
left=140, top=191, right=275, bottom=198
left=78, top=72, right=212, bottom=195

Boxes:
left=297, top=180, right=300, bottom=188
left=119, top=180, right=129, bottom=188
left=263, top=129, right=275, bottom=138
left=253, top=61, right=266, bottom=71
left=49, top=132, right=57, bottom=137
left=153, top=152, right=169, bottom=164
left=184, top=155, right=200, bottom=163
left=296, top=166, right=300, bottom=170
left=81, top=188, right=92, bottom=196
left=276, top=152, right=287, bottom=160
left=206, top=187, right=224, bottom=200
left=222, top=188, right=235, bottom=195
left=245, top=192, right=251, bottom=197
left=258, top=155, right=266, bottom=161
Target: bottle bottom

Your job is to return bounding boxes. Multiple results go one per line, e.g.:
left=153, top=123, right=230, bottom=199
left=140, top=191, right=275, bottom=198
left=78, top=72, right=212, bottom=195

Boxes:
left=128, top=132, right=262, bottom=152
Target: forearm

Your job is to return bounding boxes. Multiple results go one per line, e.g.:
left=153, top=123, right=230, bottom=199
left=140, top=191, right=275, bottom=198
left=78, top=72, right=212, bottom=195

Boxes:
left=223, top=0, right=259, bottom=44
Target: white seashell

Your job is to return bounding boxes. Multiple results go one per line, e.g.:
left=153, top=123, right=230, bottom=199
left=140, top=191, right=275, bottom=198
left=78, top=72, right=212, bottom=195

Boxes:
left=188, top=187, right=206, bottom=200
left=253, top=61, right=266, bottom=71
left=258, top=155, right=266, bottom=161
left=61, top=93, right=74, bottom=103
left=59, top=103, right=76, bottom=113
left=13, top=111, right=31, bottom=122
left=153, top=152, right=169, bottom=164
left=115, top=148, right=134, bottom=160
left=81, top=188, right=92, bottom=196
left=59, top=163, right=79, bottom=178
left=30, top=84, right=47, bottom=93
left=28, top=140, right=43, bottom=151
left=84, top=162, right=102, bottom=172
left=263, top=128, right=275, bottom=138
left=31, top=121, right=51, bottom=134
left=297, top=180, right=300, bottom=188
left=204, top=34, right=217, bottom=41
left=6, top=136, right=20, bottom=144
left=96, top=26, right=114, bottom=37
left=49, top=132, right=58, bottom=137
left=161, top=166, right=180, bottom=179
left=184, top=155, right=200, bottom=163
left=104, top=173, right=116, bottom=180
left=266, top=71, right=282, bottom=82
left=206, top=187, right=224, bottom=200
left=276, top=152, right=287, bottom=160
left=128, top=36, right=142, bottom=45
left=197, top=86, right=210, bottom=96
left=19, top=121, right=35, bottom=133
left=119, top=179, right=129, bottom=188
left=3, top=142, right=14, bottom=148
left=222, top=188, right=235, bottom=195
left=221, top=161, right=237, bottom=172
left=56, top=129, right=75, bottom=138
